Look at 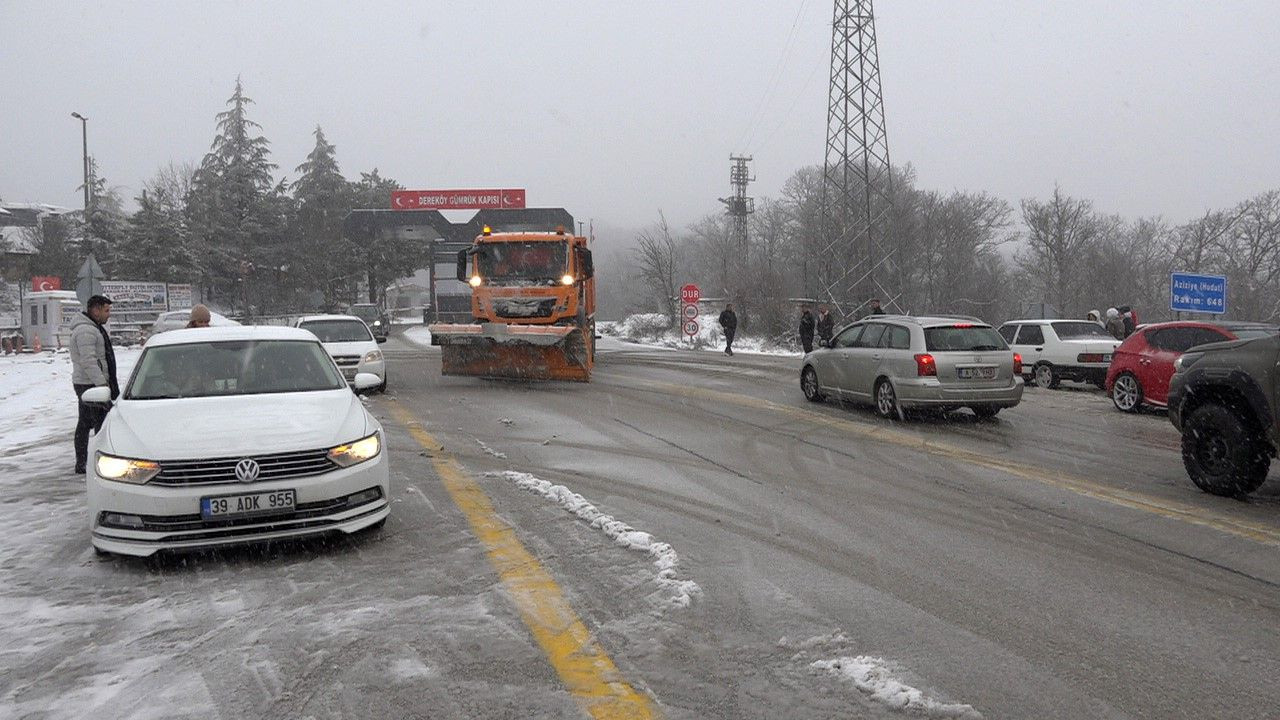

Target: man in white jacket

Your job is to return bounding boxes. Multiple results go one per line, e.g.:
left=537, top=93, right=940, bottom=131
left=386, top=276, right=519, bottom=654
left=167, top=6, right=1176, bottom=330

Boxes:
left=70, top=295, right=117, bottom=474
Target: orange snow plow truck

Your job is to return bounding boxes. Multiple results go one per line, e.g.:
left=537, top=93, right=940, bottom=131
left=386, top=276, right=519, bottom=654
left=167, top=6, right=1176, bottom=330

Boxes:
left=429, top=224, right=596, bottom=381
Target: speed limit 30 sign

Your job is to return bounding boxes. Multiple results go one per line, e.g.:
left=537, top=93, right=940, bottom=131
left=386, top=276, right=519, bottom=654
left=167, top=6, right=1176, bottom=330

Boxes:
left=683, top=319, right=700, bottom=337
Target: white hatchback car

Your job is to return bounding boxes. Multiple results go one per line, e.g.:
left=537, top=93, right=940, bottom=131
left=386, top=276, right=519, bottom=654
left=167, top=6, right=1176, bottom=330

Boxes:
left=83, top=326, right=390, bottom=557
left=296, top=314, right=387, bottom=392
left=997, top=319, right=1121, bottom=389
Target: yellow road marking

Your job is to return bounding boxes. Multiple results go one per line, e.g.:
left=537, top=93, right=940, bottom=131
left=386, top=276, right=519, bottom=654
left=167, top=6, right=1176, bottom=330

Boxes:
left=388, top=401, right=657, bottom=720
left=640, top=381, right=1280, bottom=547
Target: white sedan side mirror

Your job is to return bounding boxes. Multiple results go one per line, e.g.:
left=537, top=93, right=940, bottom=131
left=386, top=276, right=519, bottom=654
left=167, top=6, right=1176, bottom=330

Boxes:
left=353, top=373, right=382, bottom=392
left=81, top=386, right=113, bottom=404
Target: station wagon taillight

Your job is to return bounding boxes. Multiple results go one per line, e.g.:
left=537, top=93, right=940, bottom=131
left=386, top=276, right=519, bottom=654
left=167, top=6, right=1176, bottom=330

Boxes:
left=1077, top=353, right=1105, bottom=363
left=914, top=353, right=937, bottom=377
left=1013, top=353, right=1023, bottom=374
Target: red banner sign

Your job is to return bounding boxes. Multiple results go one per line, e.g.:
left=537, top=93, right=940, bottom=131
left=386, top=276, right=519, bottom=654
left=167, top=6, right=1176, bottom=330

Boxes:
left=391, top=188, right=526, bottom=211
left=32, top=276, right=61, bottom=292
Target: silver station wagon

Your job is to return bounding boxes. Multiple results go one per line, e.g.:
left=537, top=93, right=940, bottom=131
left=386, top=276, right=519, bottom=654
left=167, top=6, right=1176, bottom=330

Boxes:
left=800, top=315, right=1024, bottom=419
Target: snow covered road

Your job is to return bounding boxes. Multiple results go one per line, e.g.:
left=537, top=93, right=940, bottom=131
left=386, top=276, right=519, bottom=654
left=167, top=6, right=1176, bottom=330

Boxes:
left=3, top=336, right=1279, bottom=719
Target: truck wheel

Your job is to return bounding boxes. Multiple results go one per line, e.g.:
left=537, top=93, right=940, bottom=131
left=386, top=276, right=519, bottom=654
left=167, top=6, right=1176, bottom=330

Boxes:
left=1181, top=403, right=1270, bottom=496
left=1034, top=362, right=1060, bottom=390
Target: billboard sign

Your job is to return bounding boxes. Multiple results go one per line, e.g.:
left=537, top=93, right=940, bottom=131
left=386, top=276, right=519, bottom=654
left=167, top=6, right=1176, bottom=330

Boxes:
left=1170, top=272, right=1227, bottom=314
left=167, top=284, right=194, bottom=310
left=99, top=281, right=168, bottom=312
left=392, top=188, right=526, bottom=211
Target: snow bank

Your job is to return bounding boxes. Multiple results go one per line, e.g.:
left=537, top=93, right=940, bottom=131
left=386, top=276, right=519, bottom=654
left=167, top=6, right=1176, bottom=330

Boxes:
left=0, top=349, right=141, bottom=473
left=812, top=656, right=982, bottom=719
left=487, top=470, right=701, bottom=608
left=600, top=312, right=802, bottom=357
left=403, top=326, right=433, bottom=347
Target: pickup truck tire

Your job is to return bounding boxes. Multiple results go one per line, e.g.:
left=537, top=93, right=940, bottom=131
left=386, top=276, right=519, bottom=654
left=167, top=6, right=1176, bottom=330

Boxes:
left=1181, top=403, right=1270, bottom=496
left=1033, top=362, right=1060, bottom=390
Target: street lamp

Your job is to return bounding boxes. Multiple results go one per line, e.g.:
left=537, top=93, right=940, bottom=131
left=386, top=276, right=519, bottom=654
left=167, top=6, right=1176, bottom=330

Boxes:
left=70, top=112, right=89, bottom=213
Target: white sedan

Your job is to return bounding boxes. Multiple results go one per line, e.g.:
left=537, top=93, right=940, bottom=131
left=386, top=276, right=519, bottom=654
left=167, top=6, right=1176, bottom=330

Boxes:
left=84, top=326, right=390, bottom=557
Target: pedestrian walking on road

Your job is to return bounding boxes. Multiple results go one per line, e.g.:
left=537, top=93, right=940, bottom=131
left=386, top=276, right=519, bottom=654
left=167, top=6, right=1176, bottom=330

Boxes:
left=868, top=298, right=886, bottom=315
left=799, top=305, right=816, bottom=354
left=71, top=295, right=118, bottom=475
left=185, top=304, right=212, bottom=328
left=816, top=305, right=835, bottom=347
left=718, top=303, right=738, bottom=356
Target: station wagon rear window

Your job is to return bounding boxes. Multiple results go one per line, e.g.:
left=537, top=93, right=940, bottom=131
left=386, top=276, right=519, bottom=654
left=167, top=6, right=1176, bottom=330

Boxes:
left=924, top=326, right=1007, bottom=352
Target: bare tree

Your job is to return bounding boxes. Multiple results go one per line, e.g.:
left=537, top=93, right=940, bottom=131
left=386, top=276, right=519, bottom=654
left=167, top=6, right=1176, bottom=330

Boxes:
left=1017, top=186, right=1102, bottom=317
left=632, top=212, right=681, bottom=327
left=1217, top=191, right=1280, bottom=320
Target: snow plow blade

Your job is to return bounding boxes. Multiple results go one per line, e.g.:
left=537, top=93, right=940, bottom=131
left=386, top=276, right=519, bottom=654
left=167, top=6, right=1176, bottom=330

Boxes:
left=428, top=323, right=592, bottom=382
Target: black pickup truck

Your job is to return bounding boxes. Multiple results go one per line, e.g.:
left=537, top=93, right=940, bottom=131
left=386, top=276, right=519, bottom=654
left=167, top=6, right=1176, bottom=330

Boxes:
left=1168, top=333, right=1279, bottom=496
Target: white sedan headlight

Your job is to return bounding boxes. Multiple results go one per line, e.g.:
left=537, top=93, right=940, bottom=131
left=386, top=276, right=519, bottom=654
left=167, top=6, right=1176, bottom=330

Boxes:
left=327, top=432, right=381, bottom=467
left=95, top=452, right=162, bottom=484
left=362, top=349, right=383, bottom=364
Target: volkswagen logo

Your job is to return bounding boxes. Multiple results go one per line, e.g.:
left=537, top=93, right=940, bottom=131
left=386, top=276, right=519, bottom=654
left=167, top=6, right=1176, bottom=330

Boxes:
left=235, top=458, right=260, bottom=483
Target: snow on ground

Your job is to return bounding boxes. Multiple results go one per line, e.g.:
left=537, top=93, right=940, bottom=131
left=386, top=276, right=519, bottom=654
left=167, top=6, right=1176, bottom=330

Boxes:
left=403, top=326, right=433, bottom=346
left=599, top=313, right=802, bottom=357
left=486, top=470, right=702, bottom=608
left=0, top=349, right=141, bottom=474
left=811, top=656, right=983, bottom=719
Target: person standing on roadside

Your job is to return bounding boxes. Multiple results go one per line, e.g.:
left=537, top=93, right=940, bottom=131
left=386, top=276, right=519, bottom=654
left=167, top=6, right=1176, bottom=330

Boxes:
left=70, top=295, right=118, bottom=474
left=816, top=305, right=835, bottom=347
left=718, top=303, right=738, bottom=356
left=799, top=305, right=816, bottom=354
left=868, top=298, right=886, bottom=315
left=1105, top=308, right=1125, bottom=340
left=185, top=304, right=212, bottom=328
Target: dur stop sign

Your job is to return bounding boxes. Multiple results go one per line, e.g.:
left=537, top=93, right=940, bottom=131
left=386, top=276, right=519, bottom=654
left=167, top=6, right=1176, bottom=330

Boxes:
left=681, top=284, right=701, bottom=304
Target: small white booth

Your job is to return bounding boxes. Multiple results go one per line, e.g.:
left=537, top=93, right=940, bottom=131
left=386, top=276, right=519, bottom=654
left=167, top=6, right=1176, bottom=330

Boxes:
left=22, top=290, right=80, bottom=349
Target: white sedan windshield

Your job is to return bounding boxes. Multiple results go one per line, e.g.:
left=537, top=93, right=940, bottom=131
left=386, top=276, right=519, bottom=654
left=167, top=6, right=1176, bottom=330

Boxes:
left=126, top=340, right=346, bottom=399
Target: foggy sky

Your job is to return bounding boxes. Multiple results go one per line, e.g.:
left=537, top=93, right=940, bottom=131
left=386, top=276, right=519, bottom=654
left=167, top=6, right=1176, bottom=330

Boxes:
left=2, top=1, right=1277, bottom=234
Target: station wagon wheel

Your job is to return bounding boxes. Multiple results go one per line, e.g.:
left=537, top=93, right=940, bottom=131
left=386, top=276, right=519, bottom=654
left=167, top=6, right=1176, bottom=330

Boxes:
left=1034, top=362, right=1060, bottom=390
left=801, top=366, right=825, bottom=402
left=875, top=379, right=899, bottom=419
left=1111, top=372, right=1142, bottom=412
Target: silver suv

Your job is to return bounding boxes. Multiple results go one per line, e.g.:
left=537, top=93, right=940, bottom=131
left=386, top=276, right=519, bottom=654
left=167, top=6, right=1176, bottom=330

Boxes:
left=800, top=315, right=1024, bottom=419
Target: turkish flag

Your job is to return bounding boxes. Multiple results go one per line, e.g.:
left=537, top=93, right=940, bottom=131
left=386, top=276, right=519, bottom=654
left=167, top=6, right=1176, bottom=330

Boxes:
left=32, top=276, right=62, bottom=291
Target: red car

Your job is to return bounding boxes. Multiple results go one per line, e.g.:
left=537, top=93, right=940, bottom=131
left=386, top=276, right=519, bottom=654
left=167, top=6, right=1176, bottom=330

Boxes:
left=1106, top=321, right=1279, bottom=412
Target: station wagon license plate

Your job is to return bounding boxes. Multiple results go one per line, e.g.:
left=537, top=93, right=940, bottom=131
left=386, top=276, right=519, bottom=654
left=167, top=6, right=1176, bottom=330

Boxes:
left=201, top=489, right=296, bottom=519
left=958, top=367, right=996, bottom=379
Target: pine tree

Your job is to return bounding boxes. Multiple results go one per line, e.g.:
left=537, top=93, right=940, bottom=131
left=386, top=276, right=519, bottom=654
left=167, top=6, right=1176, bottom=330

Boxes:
left=291, top=126, right=352, bottom=308
left=118, top=183, right=195, bottom=283
left=187, top=77, right=287, bottom=313
left=349, top=169, right=422, bottom=304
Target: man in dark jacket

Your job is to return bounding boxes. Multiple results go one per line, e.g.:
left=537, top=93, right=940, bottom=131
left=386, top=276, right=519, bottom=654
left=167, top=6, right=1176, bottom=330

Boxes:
left=70, top=295, right=118, bottom=474
left=816, top=305, right=835, bottom=347
left=868, top=298, right=886, bottom=315
left=799, top=305, right=816, bottom=354
left=718, top=303, right=738, bottom=356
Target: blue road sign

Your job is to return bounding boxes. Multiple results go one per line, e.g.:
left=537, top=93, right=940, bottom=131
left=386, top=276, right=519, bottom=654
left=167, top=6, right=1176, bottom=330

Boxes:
left=1170, top=272, right=1227, bottom=314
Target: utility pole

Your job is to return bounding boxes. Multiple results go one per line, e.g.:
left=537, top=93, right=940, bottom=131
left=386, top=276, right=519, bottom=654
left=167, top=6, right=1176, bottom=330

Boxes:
left=70, top=112, right=90, bottom=214
left=719, top=155, right=755, bottom=254
left=818, top=0, right=897, bottom=316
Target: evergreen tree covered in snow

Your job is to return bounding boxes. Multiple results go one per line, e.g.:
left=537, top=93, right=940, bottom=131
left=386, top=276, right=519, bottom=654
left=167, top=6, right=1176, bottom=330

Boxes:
left=291, top=126, right=354, bottom=309
left=349, top=169, right=421, bottom=304
left=187, top=78, right=289, bottom=313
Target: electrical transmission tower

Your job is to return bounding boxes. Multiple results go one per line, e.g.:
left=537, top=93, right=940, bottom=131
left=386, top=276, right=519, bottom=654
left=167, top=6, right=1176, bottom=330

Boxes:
left=819, top=0, right=897, bottom=315
left=720, top=154, right=756, bottom=253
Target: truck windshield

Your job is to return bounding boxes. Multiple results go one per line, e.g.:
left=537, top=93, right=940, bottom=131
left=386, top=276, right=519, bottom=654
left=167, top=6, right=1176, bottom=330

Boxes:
left=476, top=242, right=568, bottom=284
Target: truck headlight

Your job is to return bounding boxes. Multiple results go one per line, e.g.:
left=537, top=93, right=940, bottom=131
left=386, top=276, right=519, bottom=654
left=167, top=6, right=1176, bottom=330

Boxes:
left=469, top=275, right=483, bottom=287
left=95, top=452, right=161, bottom=484
left=328, top=432, right=381, bottom=467
left=1174, top=352, right=1203, bottom=373
left=561, top=274, right=575, bottom=286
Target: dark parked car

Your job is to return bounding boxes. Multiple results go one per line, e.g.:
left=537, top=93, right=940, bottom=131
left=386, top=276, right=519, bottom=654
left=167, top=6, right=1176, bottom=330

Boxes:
left=1106, top=321, right=1279, bottom=412
left=1168, top=333, right=1280, bottom=496
left=348, top=303, right=389, bottom=341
